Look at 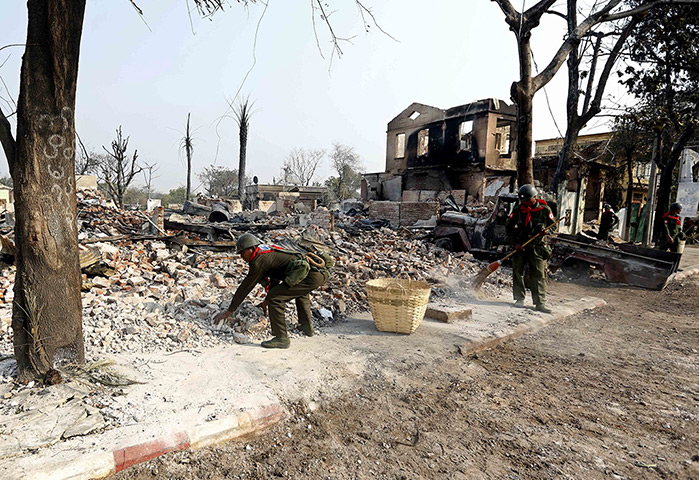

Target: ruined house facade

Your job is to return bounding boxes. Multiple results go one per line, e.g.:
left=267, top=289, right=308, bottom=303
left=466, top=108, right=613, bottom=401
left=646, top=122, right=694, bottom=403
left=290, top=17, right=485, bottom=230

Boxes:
left=362, top=98, right=517, bottom=204
left=244, top=184, right=327, bottom=212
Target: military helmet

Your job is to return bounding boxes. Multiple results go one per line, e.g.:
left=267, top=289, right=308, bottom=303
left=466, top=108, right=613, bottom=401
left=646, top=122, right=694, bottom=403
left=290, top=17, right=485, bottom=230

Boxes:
left=603, top=203, right=612, bottom=209
left=670, top=202, right=683, bottom=212
left=518, top=184, right=538, bottom=201
left=236, top=233, right=262, bottom=253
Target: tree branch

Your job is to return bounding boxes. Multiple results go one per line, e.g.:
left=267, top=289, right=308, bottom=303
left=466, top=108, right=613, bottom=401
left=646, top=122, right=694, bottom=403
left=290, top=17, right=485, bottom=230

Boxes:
left=0, top=105, right=16, bottom=174
left=532, top=0, right=624, bottom=92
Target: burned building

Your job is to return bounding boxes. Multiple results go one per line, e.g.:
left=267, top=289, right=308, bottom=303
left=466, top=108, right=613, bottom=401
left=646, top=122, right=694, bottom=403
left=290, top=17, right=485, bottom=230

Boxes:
left=362, top=98, right=517, bottom=205
left=244, top=184, right=327, bottom=213
left=533, top=133, right=616, bottom=234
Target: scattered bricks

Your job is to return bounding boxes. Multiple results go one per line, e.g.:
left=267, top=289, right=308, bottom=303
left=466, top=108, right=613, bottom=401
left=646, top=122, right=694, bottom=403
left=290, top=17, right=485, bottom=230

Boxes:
left=92, top=276, right=111, bottom=288
left=369, top=201, right=400, bottom=227
left=425, top=304, right=473, bottom=323
left=210, top=273, right=227, bottom=289
left=127, top=276, right=146, bottom=287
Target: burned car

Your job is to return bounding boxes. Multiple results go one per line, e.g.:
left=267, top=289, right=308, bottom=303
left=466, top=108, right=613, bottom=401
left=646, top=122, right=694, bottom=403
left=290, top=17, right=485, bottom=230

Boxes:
left=433, top=194, right=520, bottom=258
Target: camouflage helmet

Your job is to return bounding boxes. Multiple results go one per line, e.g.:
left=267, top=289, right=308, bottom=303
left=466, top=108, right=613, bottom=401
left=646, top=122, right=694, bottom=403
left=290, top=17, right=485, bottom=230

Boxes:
left=670, top=202, right=683, bottom=212
left=236, top=233, right=262, bottom=253
left=518, top=184, right=538, bottom=201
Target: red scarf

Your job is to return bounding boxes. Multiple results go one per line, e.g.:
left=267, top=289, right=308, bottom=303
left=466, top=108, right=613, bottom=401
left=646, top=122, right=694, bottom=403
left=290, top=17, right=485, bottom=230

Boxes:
left=662, top=212, right=681, bottom=225
left=249, top=244, right=283, bottom=262
left=519, top=199, right=547, bottom=226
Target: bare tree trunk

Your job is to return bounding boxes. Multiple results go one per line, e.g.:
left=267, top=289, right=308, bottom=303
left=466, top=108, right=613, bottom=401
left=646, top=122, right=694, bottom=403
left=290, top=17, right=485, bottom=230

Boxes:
left=11, top=0, right=87, bottom=381
left=512, top=34, right=534, bottom=186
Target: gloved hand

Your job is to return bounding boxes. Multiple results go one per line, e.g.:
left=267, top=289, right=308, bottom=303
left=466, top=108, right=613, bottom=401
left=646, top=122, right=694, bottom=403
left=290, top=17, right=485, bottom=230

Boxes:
left=514, top=244, right=524, bottom=252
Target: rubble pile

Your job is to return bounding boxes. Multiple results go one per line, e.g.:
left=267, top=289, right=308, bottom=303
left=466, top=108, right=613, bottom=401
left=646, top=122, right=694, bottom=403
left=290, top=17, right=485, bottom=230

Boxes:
left=0, top=195, right=511, bottom=362
left=0, top=225, right=507, bottom=359
left=77, top=190, right=147, bottom=237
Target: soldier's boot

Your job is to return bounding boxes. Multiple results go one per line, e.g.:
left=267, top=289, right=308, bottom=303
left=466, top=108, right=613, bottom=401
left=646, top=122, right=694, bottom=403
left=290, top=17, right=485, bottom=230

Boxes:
left=514, top=299, right=525, bottom=308
left=535, top=303, right=552, bottom=314
left=261, top=336, right=291, bottom=349
left=298, top=322, right=315, bottom=337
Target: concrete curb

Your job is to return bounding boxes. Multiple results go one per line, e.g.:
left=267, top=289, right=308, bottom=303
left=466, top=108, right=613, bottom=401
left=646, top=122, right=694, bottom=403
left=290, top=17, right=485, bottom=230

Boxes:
left=27, top=402, right=285, bottom=480
left=668, top=264, right=699, bottom=283
left=457, top=296, right=606, bottom=356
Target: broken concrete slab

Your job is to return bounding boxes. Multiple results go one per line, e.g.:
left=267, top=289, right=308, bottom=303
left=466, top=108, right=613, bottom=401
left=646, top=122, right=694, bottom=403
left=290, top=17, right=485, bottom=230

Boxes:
left=425, top=303, right=473, bottom=323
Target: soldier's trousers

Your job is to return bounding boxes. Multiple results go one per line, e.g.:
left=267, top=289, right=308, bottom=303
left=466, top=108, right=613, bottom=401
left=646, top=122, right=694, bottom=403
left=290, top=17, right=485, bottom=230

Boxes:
left=657, top=238, right=682, bottom=253
left=512, top=249, right=547, bottom=306
left=266, top=270, right=329, bottom=337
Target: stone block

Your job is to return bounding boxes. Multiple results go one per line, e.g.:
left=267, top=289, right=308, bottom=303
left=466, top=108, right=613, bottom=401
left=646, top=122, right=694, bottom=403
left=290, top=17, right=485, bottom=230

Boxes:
left=425, top=304, right=473, bottom=323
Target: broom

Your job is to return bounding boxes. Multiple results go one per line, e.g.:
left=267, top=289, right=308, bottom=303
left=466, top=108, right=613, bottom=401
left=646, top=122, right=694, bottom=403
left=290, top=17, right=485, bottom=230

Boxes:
left=472, top=218, right=562, bottom=290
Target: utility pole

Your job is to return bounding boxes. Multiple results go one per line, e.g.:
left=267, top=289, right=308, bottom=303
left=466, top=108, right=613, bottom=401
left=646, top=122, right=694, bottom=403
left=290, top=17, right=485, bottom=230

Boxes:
left=642, top=136, right=659, bottom=247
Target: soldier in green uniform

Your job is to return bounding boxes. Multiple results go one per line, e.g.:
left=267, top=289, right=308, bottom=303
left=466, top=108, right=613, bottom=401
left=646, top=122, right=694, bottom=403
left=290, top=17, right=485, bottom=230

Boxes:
left=657, top=202, right=684, bottom=253
left=506, top=184, right=556, bottom=313
left=213, top=233, right=329, bottom=349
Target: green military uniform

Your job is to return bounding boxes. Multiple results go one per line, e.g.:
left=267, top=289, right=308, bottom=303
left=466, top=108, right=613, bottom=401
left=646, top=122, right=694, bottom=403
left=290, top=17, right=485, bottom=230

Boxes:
left=227, top=249, right=328, bottom=338
left=657, top=212, right=683, bottom=253
left=506, top=199, right=556, bottom=307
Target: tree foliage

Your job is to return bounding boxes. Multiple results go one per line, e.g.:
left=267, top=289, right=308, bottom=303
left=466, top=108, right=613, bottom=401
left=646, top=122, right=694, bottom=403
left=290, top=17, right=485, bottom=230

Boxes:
left=160, top=186, right=187, bottom=206
left=198, top=165, right=242, bottom=197
left=618, top=3, right=699, bottom=237
left=326, top=142, right=363, bottom=202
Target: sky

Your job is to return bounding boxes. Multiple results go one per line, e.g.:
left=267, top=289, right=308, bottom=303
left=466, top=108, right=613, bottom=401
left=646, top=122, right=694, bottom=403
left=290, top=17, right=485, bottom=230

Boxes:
left=0, top=0, right=627, bottom=193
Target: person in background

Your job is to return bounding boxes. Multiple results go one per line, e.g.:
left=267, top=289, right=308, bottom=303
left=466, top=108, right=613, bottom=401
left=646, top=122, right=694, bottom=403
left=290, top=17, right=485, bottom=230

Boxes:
left=597, top=203, right=619, bottom=241
left=656, top=202, right=685, bottom=253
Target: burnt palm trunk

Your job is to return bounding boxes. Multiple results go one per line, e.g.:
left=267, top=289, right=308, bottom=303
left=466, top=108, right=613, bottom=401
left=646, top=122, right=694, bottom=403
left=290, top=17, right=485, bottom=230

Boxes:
left=238, top=122, right=247, bottom=206
left=12, top=0, right=87, bottom=380
left=185, top=113, right=192, bottom=202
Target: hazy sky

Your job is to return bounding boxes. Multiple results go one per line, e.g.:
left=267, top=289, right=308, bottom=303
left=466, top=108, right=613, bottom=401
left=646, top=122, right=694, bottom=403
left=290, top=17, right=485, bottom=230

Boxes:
left=0, top=1, right=626, bottom=193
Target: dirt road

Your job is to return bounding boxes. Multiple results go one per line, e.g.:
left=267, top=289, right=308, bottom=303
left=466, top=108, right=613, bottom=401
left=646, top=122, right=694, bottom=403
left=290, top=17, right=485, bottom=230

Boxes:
left=115, top=277, right=699, bottom=480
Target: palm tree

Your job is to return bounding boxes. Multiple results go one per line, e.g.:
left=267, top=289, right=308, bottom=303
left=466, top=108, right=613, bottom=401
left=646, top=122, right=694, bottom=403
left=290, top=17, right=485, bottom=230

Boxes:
left=233, top=95, right=257, bottom=208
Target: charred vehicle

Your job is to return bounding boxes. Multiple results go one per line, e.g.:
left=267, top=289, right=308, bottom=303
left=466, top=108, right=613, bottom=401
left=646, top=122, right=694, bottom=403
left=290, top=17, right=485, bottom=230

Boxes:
left=549, top=233, right=681, bottom=290
left=433, top=193, right=521, bottom=258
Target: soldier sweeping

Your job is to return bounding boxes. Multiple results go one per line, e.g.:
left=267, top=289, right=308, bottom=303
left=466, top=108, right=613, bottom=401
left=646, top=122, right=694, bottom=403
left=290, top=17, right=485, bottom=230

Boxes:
left=506, top=184, right=556, bottom=313
left=213, top=233, right=330, bottom=349
left=657, top=202, right=685, bottom=253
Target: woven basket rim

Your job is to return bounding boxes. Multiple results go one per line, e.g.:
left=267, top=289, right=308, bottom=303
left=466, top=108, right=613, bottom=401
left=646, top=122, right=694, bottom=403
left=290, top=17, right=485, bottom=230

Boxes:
left=366, top=277, right=432, bottom=291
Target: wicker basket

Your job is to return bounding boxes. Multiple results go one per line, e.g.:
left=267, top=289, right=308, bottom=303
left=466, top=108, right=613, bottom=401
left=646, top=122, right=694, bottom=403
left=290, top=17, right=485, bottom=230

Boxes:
left=366, top=277, right=432, bottom=334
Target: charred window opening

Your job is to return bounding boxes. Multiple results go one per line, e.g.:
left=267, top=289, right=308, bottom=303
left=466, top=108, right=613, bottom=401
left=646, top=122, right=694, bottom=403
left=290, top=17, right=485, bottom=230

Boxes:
left=459, top=120, right=473, bottom=152
left=395, top=133, right=406, bottom=159
left=418, top=129, right=429, bottom=157
left=495, top=124, right=511, bottom=156
left=409, top=111, right=421, bottom=120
